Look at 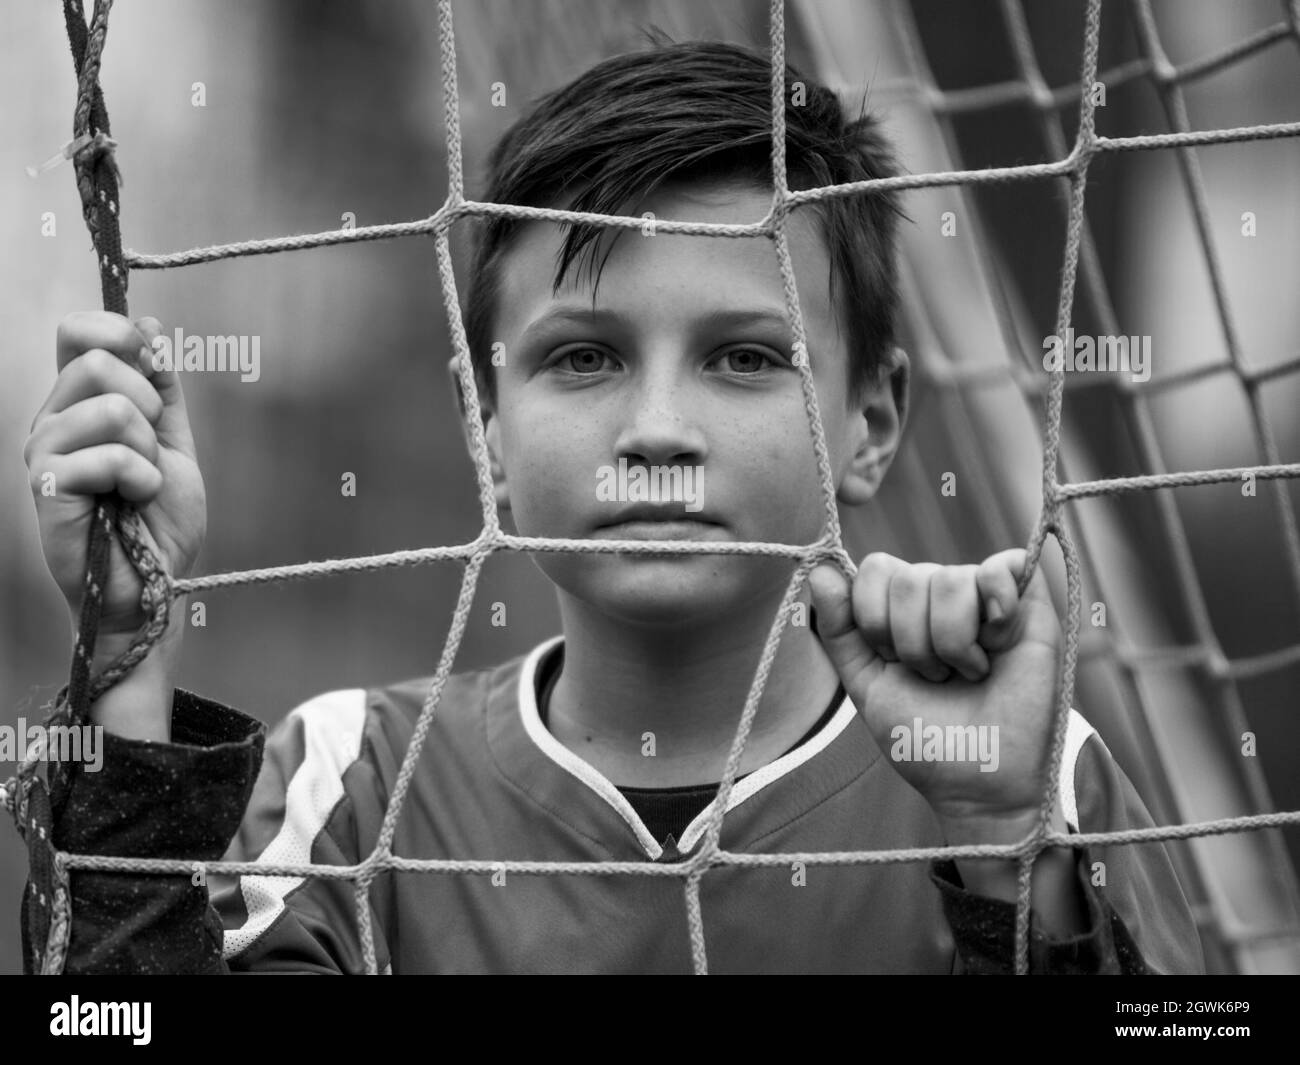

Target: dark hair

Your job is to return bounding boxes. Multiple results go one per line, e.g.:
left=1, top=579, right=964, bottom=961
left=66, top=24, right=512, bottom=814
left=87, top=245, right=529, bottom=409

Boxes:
left=462, top=37, right=906, bottom=409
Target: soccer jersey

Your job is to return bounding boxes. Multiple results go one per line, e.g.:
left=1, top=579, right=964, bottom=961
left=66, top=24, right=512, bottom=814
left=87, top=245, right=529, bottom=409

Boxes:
left=36, top=635, right=1205, bottom=974
left=533, top=641, right=847, bottom=847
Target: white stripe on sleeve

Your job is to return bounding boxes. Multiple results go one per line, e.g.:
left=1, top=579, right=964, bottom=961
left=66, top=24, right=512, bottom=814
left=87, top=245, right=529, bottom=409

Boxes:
left=223, top=688, right=367, bottom=959
left=1059, top=707, right=1099, bottom=833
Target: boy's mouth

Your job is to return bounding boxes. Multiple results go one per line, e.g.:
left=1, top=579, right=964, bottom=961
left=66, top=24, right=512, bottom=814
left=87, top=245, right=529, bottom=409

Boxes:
left=594, top=519, right=726, bottom=541
left=594, top=504, right=727, bottom=540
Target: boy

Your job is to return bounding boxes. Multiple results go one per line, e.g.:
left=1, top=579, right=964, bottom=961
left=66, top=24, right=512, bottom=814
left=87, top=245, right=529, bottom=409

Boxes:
left=22, top=40, right=1202, bottom=973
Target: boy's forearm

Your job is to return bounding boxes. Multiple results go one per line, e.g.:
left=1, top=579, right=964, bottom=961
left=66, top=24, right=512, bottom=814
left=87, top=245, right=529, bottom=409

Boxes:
left=940, top=803, right=1089, bottom=939
left=82, top=597, right=187, bottom=743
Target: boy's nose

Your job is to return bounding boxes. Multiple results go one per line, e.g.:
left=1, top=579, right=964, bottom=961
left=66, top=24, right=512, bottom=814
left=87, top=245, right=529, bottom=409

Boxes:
left=612, top=373, right=708, bottom=466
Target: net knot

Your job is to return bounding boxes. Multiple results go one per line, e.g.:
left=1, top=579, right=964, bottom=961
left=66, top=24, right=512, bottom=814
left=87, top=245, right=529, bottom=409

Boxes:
left=73, top=130, right=124, bottom=217
left=1148, top=55, right=1179, bottom=88
left=1029, top=84, right=1056, bottom=114
left=26, top=130, right=119, bottom=181
left=767, top=189, right=793, bottom=235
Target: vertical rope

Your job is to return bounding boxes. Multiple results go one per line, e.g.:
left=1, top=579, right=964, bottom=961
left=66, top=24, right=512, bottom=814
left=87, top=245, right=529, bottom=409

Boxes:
left=999, top=0, right=1199, bottom=874
left=53, top=0, right=173, bottom=780
left=17, top=0, right=131, bottom=978
left=1008, top=0, right=1103, bottom=974
left=60, top=0, right=127, bottom=747
left=19, top=0, right=168, bottom=976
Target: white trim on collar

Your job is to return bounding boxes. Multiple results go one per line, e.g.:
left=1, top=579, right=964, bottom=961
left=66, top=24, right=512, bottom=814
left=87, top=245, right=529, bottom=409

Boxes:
left=675, top=695, right=856, bottom=853
left=515, top=636, right=857, bottom=860
left=517, top=637, right=663, bottom=858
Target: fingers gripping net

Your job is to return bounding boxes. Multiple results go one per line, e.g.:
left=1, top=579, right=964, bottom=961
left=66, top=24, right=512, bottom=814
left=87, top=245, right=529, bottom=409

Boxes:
left=5, top=0, right=1300, bottom=976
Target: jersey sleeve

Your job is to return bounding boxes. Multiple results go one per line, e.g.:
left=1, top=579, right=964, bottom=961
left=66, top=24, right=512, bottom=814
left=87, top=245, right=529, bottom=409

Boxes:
left=36, top=689, right=265, bottom=973
left=1067, top=722, right=1205, bottom=973
left=928, top=708, right=1205, bottom=974
left=36, top=686, right=394, bottom=974
left=211, top=687, right=393, bottom=974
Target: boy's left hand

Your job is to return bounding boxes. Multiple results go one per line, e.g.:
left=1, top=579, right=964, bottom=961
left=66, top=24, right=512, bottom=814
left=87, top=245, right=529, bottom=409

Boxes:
left=808, top=550, right=1063, bottom=843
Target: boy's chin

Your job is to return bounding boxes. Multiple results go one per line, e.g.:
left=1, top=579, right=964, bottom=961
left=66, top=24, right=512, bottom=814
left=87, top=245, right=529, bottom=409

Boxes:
left=549, top=553, right=797, bottom=626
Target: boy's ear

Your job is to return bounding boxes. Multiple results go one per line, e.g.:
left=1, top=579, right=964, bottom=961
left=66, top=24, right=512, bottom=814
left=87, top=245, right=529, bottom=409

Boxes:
left=837, top=345, right=910, bottom=507
left=447, top=355, right=511, bottom=513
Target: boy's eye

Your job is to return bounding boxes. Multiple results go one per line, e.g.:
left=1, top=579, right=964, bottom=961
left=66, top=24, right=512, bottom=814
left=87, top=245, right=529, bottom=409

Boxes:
left=547, top=345, right=782, bottom=376
left=716, top=347, right=778, bottom=374
left=555, top=347, right=615, bottom=374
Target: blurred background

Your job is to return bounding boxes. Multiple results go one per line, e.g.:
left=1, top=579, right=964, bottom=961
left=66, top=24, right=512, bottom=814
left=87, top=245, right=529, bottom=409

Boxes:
left=1, top=0, right=1297, bottom=973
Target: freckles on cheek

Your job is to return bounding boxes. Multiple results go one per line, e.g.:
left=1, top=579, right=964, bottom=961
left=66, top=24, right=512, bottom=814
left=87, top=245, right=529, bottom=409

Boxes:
left=511, top=414, right=552, bottom=463
left=510, top=410, right=600, bottom=495
left=769, top=404, right=826, bottom=464
left=526, top=410, right=597, bottom=464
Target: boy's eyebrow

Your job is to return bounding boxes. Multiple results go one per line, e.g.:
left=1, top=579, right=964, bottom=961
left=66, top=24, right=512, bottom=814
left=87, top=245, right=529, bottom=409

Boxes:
left=518, top=305, right=795, bottom=344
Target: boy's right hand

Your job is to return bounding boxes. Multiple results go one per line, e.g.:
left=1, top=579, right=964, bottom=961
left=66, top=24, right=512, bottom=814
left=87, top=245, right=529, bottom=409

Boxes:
left=24, top=312, right=206, bottom=650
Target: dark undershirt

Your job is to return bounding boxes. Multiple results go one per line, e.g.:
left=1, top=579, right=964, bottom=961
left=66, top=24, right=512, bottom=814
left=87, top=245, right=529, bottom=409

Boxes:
left=535, top=621, right=844, bottom=851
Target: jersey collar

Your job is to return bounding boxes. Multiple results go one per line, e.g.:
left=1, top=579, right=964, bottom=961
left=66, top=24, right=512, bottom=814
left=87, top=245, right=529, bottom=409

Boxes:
left=488, top=635, right=868, bottom=861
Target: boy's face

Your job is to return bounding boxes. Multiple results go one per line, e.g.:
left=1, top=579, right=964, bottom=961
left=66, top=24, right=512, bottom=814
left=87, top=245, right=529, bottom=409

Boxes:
left=478, top=179, right=903, bottom=626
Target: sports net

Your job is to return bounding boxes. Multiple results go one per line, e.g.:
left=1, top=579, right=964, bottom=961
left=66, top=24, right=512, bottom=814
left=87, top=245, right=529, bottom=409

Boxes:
left=5, top=0, right=1300, bottom=975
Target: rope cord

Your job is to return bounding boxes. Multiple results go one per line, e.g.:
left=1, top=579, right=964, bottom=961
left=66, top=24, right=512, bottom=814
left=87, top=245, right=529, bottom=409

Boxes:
left=6, top=0, right=1300, bottom=976
left=9, top=0, right=171, bottom=977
